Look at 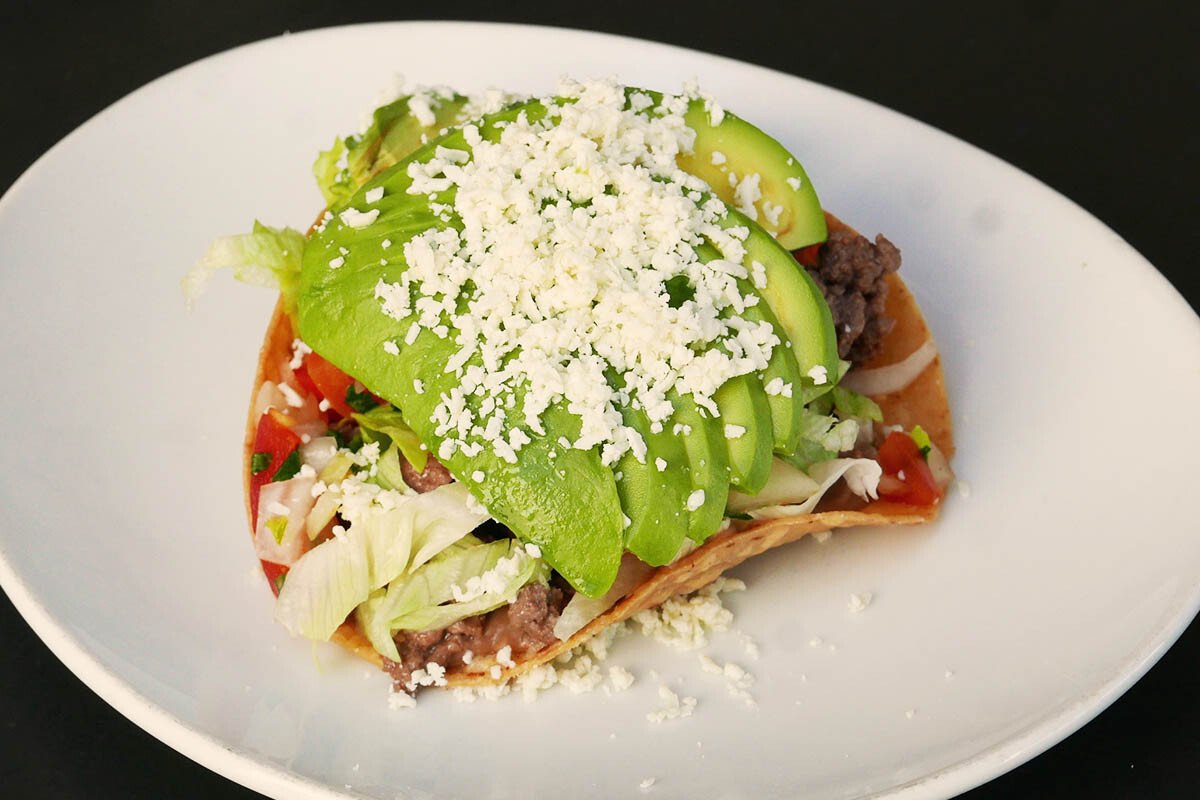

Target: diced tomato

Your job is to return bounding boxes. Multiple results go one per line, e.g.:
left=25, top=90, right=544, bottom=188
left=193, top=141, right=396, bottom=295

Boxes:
left=291, top=358, right=322, bottom=400
left=793, top=243, right=822, bottom=268
left=249, top=408, right=302, bottom=526
left=260, top=561, right=289, bottom=597
left=875, top=430, right=942, bottom=506
left=302, top=352, right=358, bottom=418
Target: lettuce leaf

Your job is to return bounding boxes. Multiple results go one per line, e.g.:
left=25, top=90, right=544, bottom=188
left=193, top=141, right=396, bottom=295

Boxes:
left=356, top=537, right=546, bottom=662
left=353, top=406, right=429, bottom=472
left=778, top=409, right=860, bottom=470
left=740, top=458, right=882, bottom=519
left=273, top=482, right=488, bottom=641
left=312, top=137, right=349, bottom=208
left=831, top=386, right=883, bottom=423
left=183, top=221, right=305, bottom=309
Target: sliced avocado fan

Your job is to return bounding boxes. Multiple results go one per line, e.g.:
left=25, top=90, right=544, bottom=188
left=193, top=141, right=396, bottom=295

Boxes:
left=295, top=87, right=838, bottom=597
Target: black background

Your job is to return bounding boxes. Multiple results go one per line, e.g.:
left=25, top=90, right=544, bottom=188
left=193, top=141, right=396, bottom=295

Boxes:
left=1, top=2, right=1197, bottom=798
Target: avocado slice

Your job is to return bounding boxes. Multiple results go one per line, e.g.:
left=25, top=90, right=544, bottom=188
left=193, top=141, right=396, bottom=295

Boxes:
left=712, top=374, right=774, bottom=494
left=671, top=392, right=730, bottom=543
left=614, top=400, right=692, bottom=567
left=677, top=99, right=826, bottom=250
left=315, top=93, right=471, bottom=207
left=722, top=210, right=840, bottom=405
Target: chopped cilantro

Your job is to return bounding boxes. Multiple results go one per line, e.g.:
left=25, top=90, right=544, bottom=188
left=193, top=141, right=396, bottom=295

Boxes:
left=265, top=515, right=289, bottom=544
left=271, top=449, right=302, bottom=481
left=911, top=425, right=933, bottom=459
left=250, top=452, right=272, bottom=474
left=345, top=383, right=377, bottom=413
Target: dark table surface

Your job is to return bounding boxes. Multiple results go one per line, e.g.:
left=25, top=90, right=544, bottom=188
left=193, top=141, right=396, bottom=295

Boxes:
left=2, top=2, right=1197, bottom=798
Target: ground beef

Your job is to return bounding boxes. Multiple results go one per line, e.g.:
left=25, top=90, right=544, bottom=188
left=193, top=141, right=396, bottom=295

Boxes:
left=400, top=455, right=453, bottom=493
left=383, top=583, right=568, bottom=692
left=805, top=229, right=901, bottom=364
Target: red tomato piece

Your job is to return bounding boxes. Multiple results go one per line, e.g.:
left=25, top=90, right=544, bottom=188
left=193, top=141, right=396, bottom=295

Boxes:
left=302, top=352, right=357, bottom=418
left=793, top=243, right=822, bottom=268
left=249, top=408, right=302, bottom=525
left=260, top=561, right=289, bottom=597
left=876, top=431, right=942, bottom=506
left=291, top=358, right=321, bottom=399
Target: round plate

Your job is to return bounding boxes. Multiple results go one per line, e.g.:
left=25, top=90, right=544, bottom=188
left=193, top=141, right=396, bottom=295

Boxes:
left=1, top=21, right=1197, bottom=800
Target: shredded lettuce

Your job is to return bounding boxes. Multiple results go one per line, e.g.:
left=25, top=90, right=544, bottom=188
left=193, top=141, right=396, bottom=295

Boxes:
left=313, top=137, right=349, bottom=207
left=182, top=221, right=305, bottom=308
left=831, top=386, right=883, bottom=423
left=274, top=482, right=489, bottom=641
left=779, top=409, right=861, bottom=470
left=357, top=537, right=546, bottom=662
left=354, top=406, right=429, bottom=472
left=741, top=458, right=882, bottom=519
left=728, top=459, right=821, bottom=514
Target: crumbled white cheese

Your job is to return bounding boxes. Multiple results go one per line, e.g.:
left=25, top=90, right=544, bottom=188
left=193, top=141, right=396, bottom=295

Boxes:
left=807, top=364, right=828, bottom=385
left=646, top=685, right=697, bottom=723
left=686, top=489, right=706, bottom=512
left=450, top=549, right=530, bottom=603
left=764, top=377, right=794, bottom=398
left=406, top=92, right=438, bottom=127
left=724, top=424, right=745, bottom=439
left=607, top=665, right=635, bottom=692
left=654, top=457, right=668, bottom=472
left=338, top=208, right=380, bottom=229
left=848, top=592, right=873, bottom=613
left=524, top=542, right=542, bottom=558
left=382, top=340, right=400, bottom=356
left=288, top=339, right=312, bottom=370
left=786, top=176, right=802, bottom=191
left=630, top=576, right=742, bottom=649
left=277, top=382, right=305, bottom=408
left=710, top=150, right=726, bottom=166
left=496, top=645, right=515, bottom=668
left=639, top=778, right=656, bottom=792
left=732, top=173, right=762, bottom=220
left=364, top=186, right=385, bottom=204
left=387, top=690, right=416, bottom=710
left=376, top=79, right=778, bottom=468
left=328, top=256, right=345, bottom=269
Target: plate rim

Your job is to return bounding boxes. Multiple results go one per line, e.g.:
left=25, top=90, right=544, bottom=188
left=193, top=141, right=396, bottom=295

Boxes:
left=2, top=18, right=1198, bottom=800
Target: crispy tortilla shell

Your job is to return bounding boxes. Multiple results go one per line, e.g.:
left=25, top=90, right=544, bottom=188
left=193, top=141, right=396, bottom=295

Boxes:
left=245, top=213, right=954, bottom=686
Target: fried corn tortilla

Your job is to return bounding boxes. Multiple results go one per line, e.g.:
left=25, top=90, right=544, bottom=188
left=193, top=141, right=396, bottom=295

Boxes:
left=244, top=211, right=953, bottom=687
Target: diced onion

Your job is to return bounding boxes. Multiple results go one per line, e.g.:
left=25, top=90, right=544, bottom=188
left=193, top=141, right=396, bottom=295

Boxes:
left=841, top=338, right=938, bottom=396
left=926, top=442, right=955, bottom=490
left=255, top=476, right=317, bottom=565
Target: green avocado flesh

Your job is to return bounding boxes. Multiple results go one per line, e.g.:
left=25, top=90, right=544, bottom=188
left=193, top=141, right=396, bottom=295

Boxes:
left=616, top=401, right=692, bottom=567
left=296, top=89, right=835, bottom=596
left=678, top=102, right=827, bottom=250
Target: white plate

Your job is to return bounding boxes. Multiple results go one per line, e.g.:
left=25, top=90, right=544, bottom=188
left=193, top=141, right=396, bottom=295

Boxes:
left=1, top=21, right=1198, bottom=800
